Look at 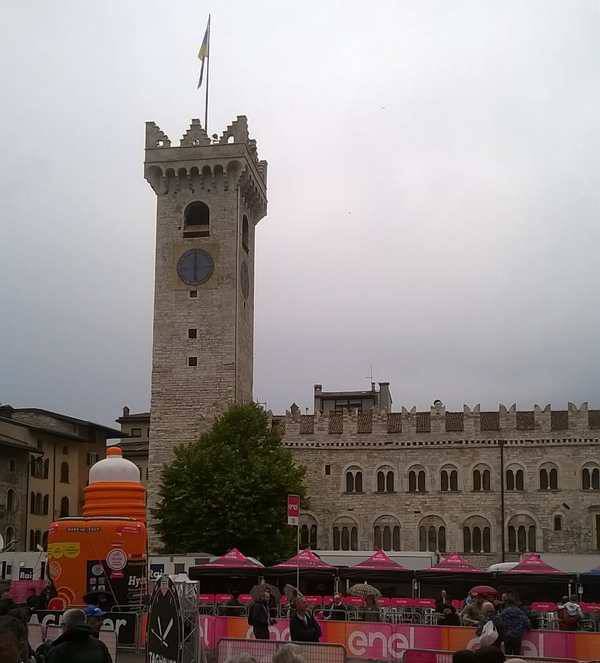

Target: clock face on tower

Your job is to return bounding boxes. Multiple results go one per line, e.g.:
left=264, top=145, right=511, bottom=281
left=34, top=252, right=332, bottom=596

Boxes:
left=177, top=249, right=214, bottom=285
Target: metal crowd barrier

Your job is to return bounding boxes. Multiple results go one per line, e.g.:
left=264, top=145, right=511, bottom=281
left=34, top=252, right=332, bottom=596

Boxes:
left=217, top=638, right=346, bottom=663
left=399, top=650, right=588, bottom=663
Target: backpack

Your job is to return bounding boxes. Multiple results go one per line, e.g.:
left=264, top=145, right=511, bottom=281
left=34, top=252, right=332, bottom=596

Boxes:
left=501, top=607, right=529, bottom=639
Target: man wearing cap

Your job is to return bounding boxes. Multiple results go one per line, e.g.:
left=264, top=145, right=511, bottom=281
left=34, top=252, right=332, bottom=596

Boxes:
left=84, top=606, right=105, bottom=639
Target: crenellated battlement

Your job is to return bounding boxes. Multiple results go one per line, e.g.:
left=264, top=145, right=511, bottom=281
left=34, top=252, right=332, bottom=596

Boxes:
left=144, top=116, right=267, bottom=220
left=279, top=401, right=600, bottom=443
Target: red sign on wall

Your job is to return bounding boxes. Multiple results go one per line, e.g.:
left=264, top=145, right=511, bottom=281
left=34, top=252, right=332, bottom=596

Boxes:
left=287, top=495, right=300, bottom=526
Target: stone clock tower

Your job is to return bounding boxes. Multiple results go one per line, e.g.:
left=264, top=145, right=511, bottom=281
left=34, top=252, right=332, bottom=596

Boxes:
left=144, top=116, right=267, bottom=546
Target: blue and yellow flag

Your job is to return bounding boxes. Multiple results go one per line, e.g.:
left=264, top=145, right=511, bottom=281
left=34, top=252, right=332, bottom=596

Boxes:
left=197, top=17, right=210, bottom=89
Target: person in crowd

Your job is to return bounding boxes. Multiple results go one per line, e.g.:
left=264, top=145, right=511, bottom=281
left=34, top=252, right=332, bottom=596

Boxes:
left=224, top=654, right=258, bottom=663
left=84, top=606, right=105, bottom=638
left=290, top=598, right=321, bottom=642
left=462, top=597, right=484, bottom=627
left=452, top=650, right=477, bottom=663
left=0, top=598, right=17, bottom=616
left=498, top=599, right=529, bottom=656
left=475, top=646, right=505, bottom=663
left=272, top=643, right=305, bottom=663
left=248, top=589, right=274, bottom=640
left=324, top=594, right=347, bottom=620
left=439, top=604, right=461, bottom=626
left=557, top=596, right=584, bottom=631
left=0, top=616, right=22, bottom=663
left=46, top=608, right=112, bottom=663
left=436, top=589, right=452, bottom=613
left=361, top=595, right=380, bottom=622
left=25, top=589, right=40, bottom=613
left=476, top=602, right=502, bottom=649
left=225, top=593, right=245, bottom=617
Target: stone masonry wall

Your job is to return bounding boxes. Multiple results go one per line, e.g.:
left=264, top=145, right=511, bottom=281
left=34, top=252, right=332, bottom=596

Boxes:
left=283, top=402, right=600, bottom=564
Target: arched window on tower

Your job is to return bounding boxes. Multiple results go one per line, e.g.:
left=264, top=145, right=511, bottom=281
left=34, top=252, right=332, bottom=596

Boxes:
left=300, top=524, right=309, bottom=548
left=506, top=469, right=515, bottom=491
left=516, top=469, right=524, bottom=491
left=183, top=201, right=210, bottom=237
left=554, top=515, right=562, bottom=531
left=386, top=471, right=394, bottom=492
left=377, top=471, right=385, bottom=492
left=6, top=490, right=14, bottom=513
left=310, top=525, right=317, bottom=549
left=242, top=215, right=249, bottom=253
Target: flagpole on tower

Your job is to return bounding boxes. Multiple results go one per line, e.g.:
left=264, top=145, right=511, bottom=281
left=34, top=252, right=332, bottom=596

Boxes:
left=204, top=14, right=211, bottom=133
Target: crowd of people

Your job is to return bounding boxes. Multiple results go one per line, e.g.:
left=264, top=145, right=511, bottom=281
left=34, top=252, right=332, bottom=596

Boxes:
left=0, top=593, right=112, bottom=663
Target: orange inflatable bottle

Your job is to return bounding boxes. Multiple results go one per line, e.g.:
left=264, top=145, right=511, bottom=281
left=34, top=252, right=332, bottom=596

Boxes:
left=47, top=447, right=147, bottom=608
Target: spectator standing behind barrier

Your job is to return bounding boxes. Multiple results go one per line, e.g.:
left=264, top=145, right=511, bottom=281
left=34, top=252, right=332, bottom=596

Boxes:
left=475, top=602, right=502, bottom=649
left=557, top=596, right=584, bottom=631
left=273, top=643, right=306, bottom=663
left=248, top=589, right=275, bottom=640
left=290, top=599, right=321, bottom=643
left=0, top=616, right=22, bottom=663
left=46, top=608, right=112, bottom=663
left=462, top=598, right=484, bottom=626
left=324, top=594, right=347, bottom=621
left=498, top=599, right=529, bottom=656
left=438, top=604, right=460, bottom=626
left=84, top=606, right=105, bottom=638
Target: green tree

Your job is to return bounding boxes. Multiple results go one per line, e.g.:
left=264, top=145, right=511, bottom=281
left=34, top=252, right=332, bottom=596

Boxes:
left=154, top=403, right=306, bottom=564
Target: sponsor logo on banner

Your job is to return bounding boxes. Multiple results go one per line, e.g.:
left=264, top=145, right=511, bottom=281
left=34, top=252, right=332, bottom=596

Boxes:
left=106, top=548, right=127, bottom=571
left=18, top=567, right=34, bottom=581
left=147, top=575, right=183, bottom=663
left=150, top=564, right=165, bottom=580
left=287, top=494, right=300, bottom=526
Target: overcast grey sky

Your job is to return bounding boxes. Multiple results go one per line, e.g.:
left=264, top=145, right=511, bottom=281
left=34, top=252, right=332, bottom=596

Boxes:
left=1, top=0, right=599, bottom=426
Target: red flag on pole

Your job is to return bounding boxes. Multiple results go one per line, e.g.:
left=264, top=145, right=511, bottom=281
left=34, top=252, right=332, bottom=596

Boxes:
left=287, top=495, right=300, bottom=526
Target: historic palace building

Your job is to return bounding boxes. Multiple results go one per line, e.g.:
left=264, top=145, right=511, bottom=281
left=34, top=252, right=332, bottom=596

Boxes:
left=281, top=383, right=600, bottom=565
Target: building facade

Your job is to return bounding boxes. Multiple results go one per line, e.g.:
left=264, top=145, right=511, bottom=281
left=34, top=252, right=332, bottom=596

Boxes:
left=281, top=388, right=600, bottom=566
left=144, top=116, right=267, bottom=547
left=116, top=407, right=150, bottom=486
left=0, top=406, right=121, bottom=551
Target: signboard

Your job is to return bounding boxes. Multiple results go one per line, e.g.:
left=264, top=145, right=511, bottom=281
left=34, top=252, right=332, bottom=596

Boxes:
left=147, top=575, right=183, bottom=663
left=150, top=564, right=165, bottom=580
left=30, top=610, right=139, bottom=647
left=287, top=494, right=300, bottom=526
left=18, top=567, right=34, bottom=581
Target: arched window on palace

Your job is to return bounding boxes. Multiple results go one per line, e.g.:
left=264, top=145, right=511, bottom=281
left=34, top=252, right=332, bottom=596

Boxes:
left=440, top=466, right=458, bottom=492
left=540, top=464, right=558, bottom=490
left=506, top=467, right=524, bottom=491
left=582, top=465, right=600, bottom=490
left=333, top=517, right=359, bottom=551
left=473, top=466, right=491, bottom=492
left=6, top=490, right=14, bottom=513
left=300, top=515, right=318, bottom=549
left=345, top=466, right=363, bottom=493
left=373, top=515, right=401, bottom=551
left=418, top=516, right=446, bottom=553
left=463, top=516, right=492, bottom=554
left=376, top=467, right=395, bottom=493
left=408, top=466, right=426, bottom=493
left=508, top=515, right=537, bottom=553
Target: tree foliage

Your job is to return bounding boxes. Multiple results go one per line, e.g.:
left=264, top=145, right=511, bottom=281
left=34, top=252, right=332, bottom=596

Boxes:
left=154, top=404, right=306, bottom=564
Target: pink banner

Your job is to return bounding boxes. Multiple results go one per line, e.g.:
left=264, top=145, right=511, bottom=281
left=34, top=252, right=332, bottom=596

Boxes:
left=198, top=616, right=600, bottom=661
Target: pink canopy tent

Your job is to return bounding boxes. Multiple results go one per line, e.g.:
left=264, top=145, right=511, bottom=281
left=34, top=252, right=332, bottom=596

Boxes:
left=425, top=553, right=481, bottom=573
left=272, top=548, right=335, bottom=570
left=352, top=549, right=408, bottom=571
left=189, top=548, right=264, bottom=579
left=507, top=553, right=563, bottom=574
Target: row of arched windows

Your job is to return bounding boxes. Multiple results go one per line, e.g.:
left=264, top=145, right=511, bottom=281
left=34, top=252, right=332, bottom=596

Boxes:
left=309, top=513, right=545, bottom=554
left=342, top=463, right=600, bottom=492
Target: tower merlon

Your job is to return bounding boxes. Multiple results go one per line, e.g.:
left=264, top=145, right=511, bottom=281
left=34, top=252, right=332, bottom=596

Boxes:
left=144, top=117, right=267, bottom=221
